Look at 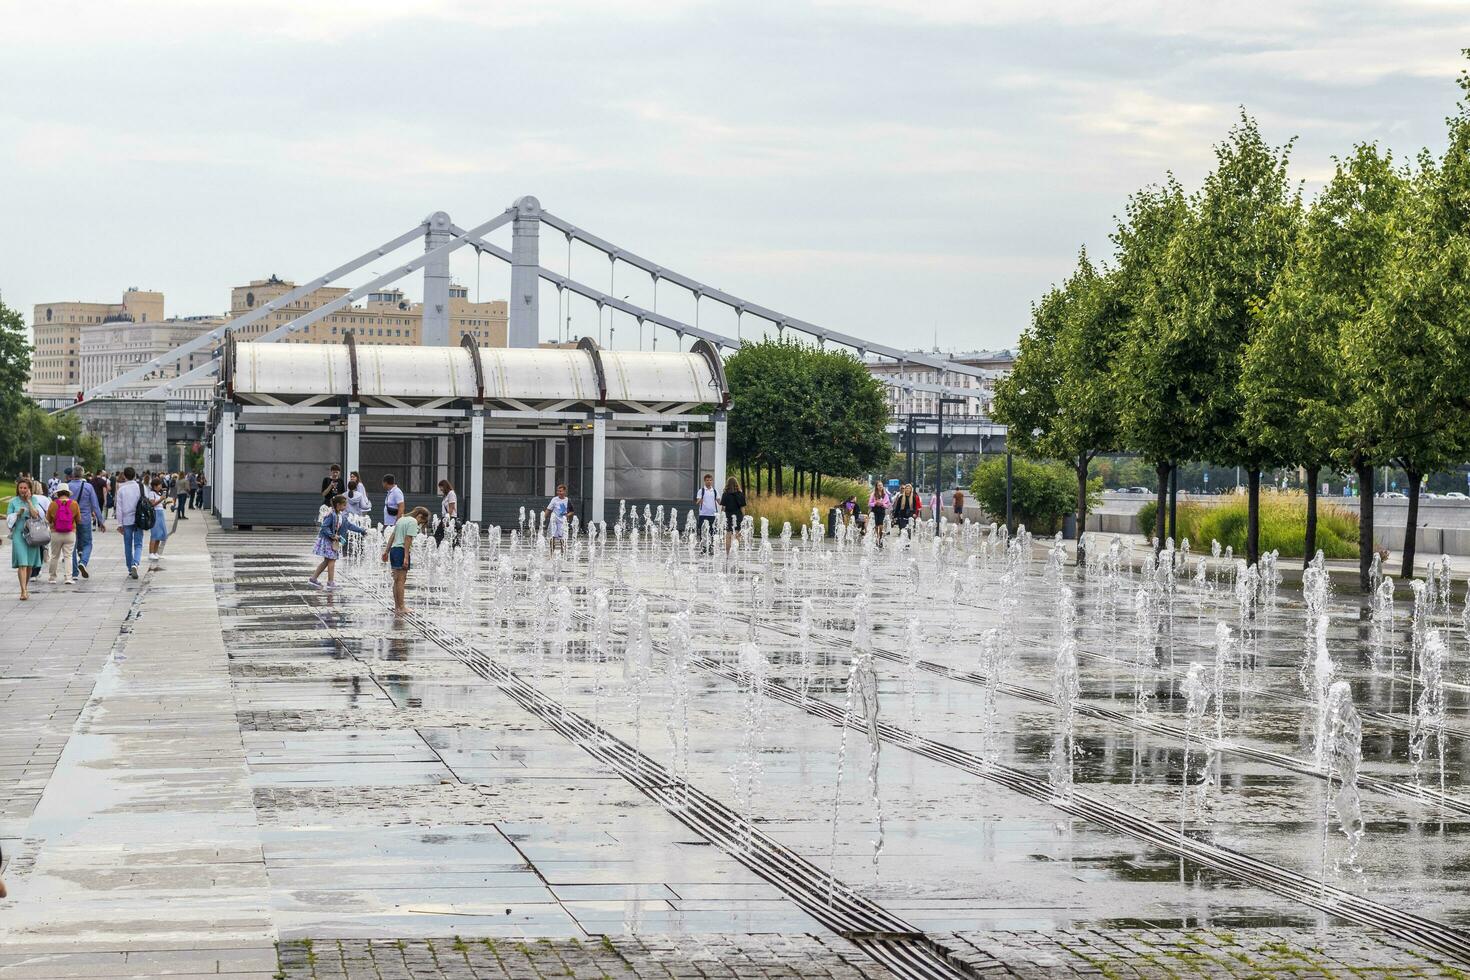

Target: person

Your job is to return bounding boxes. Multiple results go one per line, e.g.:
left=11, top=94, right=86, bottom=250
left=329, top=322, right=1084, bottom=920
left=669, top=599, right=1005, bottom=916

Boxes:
left=381, top=505, right=429, bottom=615
left=435, top=479, right=458, bottom=546
left=321, top=464, right=344, bottom=507
left=46, top=473, right=60, bottom=496
left=843, top=496, right=857, bottom=525
left=345, top=471, right=371, bottom=518
left=45, top=486, right=81, bottom=585
left=868, top=480, right=890, bottom=544
left=893, top=483, right=921, bottom=533
left=26, top=482, right=50, bottom=586
left=146, top=477, right=168, bottom=564
left=694, top=473, right=719, bottom=553
left=381, top=474, right=404, bottom=528
left=186, top=470, right=199, bottom=512
left=195, top=472, right=208, bottom=511
left=93, top=470, right=110, bottom=518
left=174, top=470, right=191, bottom=518
left=67, top=467, right=104, bottom=579
left=952, top=488, right=966, bottom=522
left=544, top=484, right=573, bottom=554
left=115, top=468, right=144, bottom=578
left=309, top=494, right=367, bottom=589
left=7, top=479, right=45, bottom=600
left=720, top=477, right=746, bottom=553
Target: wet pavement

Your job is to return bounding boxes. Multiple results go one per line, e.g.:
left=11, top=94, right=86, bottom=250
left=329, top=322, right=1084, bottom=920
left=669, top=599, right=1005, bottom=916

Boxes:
left=2, top=516, right=1468, bottom=977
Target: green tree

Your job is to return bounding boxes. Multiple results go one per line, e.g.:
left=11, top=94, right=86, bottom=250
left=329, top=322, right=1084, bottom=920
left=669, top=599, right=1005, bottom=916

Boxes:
left=1112, top=178, right=1194, bottom=547
left=970, top=456, right=1098, bottom=535
left=0, top=301, right=33, bottom=475
left=1172, top=114, right=1302, bottom=566
left=1244, top=143, right=1408, bottom=584
left=725, top=338, right=890, bottom=496
left=993, top=250, right=1126, bottom=564
left=1350, top=99, right=1470, bottom=578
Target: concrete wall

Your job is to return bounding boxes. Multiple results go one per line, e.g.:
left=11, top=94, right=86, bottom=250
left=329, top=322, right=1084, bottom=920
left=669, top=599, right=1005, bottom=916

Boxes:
left=65, top=398, right=168, bottom=471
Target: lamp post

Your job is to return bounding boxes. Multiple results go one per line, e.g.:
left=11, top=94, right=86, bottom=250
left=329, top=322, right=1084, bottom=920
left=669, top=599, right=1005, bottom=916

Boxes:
left=55, top=433, right=67, bottom=475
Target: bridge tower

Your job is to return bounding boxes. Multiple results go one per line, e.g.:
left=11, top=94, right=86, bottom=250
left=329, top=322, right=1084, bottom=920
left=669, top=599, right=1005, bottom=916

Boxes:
left=421, top=211, right=453, bottom=346
left=509, top=196, right=541, bottom=347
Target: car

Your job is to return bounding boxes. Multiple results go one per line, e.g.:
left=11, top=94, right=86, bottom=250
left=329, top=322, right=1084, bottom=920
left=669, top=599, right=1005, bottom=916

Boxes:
left=1381, top=491, right=1407, bottom=499
left=1444, top=492, right=1468, bottom=500
left=1128, top=486, right=1153, bottom=495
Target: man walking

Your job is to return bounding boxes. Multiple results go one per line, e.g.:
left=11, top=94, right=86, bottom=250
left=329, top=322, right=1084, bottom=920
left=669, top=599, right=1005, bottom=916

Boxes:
left=114, top=467, right=144, bottom=579
left=694, top=473, right=719, bottom=554
left=66, top=467, right=104, bottom=579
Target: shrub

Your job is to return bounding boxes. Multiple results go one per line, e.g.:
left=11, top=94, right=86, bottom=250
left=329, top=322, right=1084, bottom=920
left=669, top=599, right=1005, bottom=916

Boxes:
left=1136, top=493, right=1359, bottom=559
left=970, top=457, right=1099, bottom=535
left=745, top=493, right=843, bottom=530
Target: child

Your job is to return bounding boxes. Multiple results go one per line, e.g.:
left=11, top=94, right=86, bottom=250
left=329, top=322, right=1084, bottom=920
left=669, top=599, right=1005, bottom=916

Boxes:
left=544, top=484, right=573, bottom=554
left=382, top=506, right=430, bottom=615
left=146, top=477, right=168, bottom=564
left=310, top=494, right=367, bottom=589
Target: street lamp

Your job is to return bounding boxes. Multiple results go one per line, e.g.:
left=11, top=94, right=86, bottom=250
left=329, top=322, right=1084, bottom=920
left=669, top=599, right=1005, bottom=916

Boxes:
left=55, top=433, right=67, bottom=471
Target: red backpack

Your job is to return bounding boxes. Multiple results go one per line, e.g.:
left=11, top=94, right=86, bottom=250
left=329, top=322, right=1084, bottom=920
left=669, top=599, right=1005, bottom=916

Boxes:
left=53, top=499, right=78, bottom=533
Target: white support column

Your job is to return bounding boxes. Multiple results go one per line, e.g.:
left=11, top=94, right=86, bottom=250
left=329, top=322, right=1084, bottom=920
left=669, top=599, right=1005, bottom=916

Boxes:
left=509, top=196, right=541, bottom=347
left=543, top=438, right=556, bottom=496
left=422, top=211, right=452, bottom=346
left=435, top=434, right=450, bottom=486
left=469, top=410, right=484, bottom=525
left=218, top=407, right=236, bottom=529
left=591, top=412, right=607, bottom=528
left=713, top=409, right=728, bottom=497
left=345, top=406, right=360, bottom=478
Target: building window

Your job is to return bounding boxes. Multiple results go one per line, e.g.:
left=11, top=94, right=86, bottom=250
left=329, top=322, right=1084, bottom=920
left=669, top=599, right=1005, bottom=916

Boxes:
left=246, top=291, right=255, bottom=307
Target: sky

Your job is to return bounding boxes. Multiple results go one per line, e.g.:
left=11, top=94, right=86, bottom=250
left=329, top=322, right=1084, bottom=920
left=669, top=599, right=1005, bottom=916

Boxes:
left=1, top=0, right=1466, bottom=354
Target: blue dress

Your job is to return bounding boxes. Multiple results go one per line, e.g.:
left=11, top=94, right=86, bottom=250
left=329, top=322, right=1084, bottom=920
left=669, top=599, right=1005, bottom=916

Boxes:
left=8, top=497, right=44, bottom=569
left=313, top=510, right=365, bottom=559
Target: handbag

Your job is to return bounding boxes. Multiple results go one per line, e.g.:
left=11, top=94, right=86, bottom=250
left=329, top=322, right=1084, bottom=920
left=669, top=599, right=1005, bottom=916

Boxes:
left=22, top=510, right=50, bottom=547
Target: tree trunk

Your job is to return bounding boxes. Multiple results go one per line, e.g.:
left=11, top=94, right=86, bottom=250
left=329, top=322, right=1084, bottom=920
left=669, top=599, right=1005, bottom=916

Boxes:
left=1403, top=464, right=1421, bottom=579
left=775, top=462, right=783, bottom=496
left=1075, top=451, right=1090, bottom=567
left=1153, top=462, right=1170, bottom=550
left=1356, top=459, right=1374, bottom=593
left=1168, top=465, right=1179, bottom=543
left=816, top=473, right=823, bottom=498
left=1303, top=464, right=1319, bottom=569
left=1246, top=467, right=1261, bottom=565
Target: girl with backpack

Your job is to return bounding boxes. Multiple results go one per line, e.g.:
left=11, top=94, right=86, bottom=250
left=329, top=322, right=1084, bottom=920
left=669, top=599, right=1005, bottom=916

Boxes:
left=145, top=477, right=168, bottom=565
left=45, top=485, right=81, bottom=585
left=309, top=494, right=367, bottom=589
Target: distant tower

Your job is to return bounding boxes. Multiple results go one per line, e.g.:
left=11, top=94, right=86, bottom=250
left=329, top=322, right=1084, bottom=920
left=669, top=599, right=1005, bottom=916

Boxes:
left=509, top=196, right=541, bottom=347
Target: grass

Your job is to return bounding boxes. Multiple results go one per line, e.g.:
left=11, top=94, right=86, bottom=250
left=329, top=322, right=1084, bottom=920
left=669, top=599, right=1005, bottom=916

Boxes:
left=0, top=479, right=13, bottom=503
left=744, top=493, right=845, bottom=529
left=1138, top=492, right=1360, bottom=559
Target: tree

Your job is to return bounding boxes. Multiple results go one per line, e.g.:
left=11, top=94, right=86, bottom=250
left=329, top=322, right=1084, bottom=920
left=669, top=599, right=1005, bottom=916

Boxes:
left=970, top=456, right=1099, bottom=536
left=1112, top=178, right=1195, bottom=549
left=725, top=338, right=890, bottom=495
left=1245, top=143, right=1408, bottom=584
left=1349, top=105, right=1470, bottom=578
left=0, top=301, right=32, bottom=475
left=993, top=250, right=1126, bottom=564
left=1169, top=114, right=1302, bottom=566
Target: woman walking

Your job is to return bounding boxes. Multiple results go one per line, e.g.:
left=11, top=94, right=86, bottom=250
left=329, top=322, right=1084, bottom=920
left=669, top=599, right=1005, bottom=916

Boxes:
left=46, top=486, right=81, bottom=585
left=7, top=479, right=45, bottom=600
left=146, top=477, right=168, bottom=565
left=174, top=471, right=191, bottom=519
left=868, top=480, right=890, bottom=545
left=720, top=477, right=746, bottom=553
left=310, top=494, right=367, bottom=589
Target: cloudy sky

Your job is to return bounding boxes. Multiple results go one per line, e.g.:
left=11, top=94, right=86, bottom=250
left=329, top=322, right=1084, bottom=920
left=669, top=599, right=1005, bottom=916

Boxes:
left=1, top=0, right=1466, bottom=353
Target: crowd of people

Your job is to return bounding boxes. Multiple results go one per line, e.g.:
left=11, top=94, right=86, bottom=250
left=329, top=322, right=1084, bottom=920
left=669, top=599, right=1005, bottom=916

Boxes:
left=6, top=467, right=206, bottom=598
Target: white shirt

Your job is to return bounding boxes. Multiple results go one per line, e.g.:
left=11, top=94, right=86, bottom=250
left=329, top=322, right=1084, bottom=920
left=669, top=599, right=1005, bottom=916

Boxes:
left=382, top=485, right=404, bottom=526
left=347, top=484, right=371, bottom=516
left=696, top=486, right=718, bottom=517
left=441, top=489, right=457, bottom=518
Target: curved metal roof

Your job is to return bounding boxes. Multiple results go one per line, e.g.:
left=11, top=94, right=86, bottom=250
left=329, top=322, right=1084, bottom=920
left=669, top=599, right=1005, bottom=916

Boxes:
left=228, top=340, right=725, bottom=406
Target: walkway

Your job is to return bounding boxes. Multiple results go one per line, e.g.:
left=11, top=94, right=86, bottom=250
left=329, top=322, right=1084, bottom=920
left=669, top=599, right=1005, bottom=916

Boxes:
left=0, top=515, right=1462, bottom=978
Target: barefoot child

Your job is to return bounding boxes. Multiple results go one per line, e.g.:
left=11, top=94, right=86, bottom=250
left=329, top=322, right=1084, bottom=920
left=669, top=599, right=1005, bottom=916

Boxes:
left=310, top=494, right=366, bottom=588
left=381, top=506, right=429, bottom=615
left=544, top=484, right=572, bottom=554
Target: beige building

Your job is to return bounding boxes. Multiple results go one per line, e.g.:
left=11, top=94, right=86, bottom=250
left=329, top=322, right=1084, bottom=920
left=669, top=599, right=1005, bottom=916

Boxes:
left=31, top=288, right=165, bottom=396
left=37, top=277, right=511, bottom=400
left=867, top=349, right=1014, bottom=418
left=226, top=276, right=507, bottom=348
left=79, top=315, right=225, bottom=399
